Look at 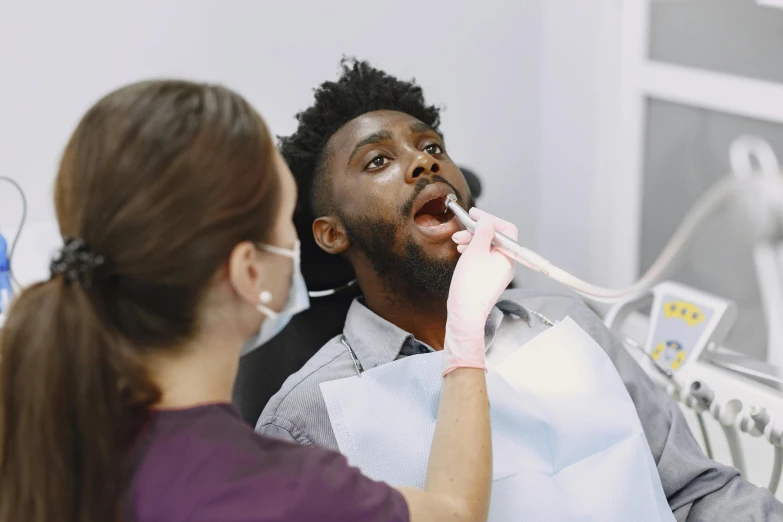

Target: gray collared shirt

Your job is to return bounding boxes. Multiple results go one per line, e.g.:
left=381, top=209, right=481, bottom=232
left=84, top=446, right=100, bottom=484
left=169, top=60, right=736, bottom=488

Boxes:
left=258, top=289, right=782, bottom=521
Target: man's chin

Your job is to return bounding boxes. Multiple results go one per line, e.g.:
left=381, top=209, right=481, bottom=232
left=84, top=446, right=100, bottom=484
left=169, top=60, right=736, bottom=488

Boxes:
left=395, top=239, right=458, bottom=300
left=341, top=214, right=457, bottom=299
left=410, top=235, right=460, bottom=264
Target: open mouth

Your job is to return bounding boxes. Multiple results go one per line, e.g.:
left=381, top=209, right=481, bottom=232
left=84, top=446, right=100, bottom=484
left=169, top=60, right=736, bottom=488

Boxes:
left=409, top=182, right=461, bottom=239
left=413, top=195, right=456, bottom=228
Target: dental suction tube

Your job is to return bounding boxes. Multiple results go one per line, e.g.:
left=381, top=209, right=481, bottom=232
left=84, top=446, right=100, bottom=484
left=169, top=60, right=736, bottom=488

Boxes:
left=446, top=169, right=783, bottom=303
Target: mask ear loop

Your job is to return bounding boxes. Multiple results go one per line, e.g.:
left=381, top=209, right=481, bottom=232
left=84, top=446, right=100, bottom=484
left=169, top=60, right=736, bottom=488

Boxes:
left=259, top=241, right=300, bottom=259
left=308, top=278, right=358, bottom=298
left=255, top=241, right=300, bottom=318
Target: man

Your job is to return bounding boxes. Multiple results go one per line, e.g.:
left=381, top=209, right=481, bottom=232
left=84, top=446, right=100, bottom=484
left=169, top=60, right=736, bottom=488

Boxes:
left=258, top=58, right=782, bottom=520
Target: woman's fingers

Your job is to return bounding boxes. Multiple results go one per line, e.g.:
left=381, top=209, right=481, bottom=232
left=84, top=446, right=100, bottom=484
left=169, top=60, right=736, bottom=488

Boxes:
left=468, top=208, right=518, bottom=241
left=452, top=230, right=473, bottom=245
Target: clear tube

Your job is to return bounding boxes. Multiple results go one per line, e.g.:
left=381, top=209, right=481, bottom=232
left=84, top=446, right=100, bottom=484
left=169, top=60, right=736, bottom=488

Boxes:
left=446, top=173, right=783, bottom=303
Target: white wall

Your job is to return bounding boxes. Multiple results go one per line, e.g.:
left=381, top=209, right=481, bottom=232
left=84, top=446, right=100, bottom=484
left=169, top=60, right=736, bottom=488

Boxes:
left=0, top=0, right=223, bottom=283
left=520, top=0, right=623, bottom=295
left=0, top=0, right=541, bottom=285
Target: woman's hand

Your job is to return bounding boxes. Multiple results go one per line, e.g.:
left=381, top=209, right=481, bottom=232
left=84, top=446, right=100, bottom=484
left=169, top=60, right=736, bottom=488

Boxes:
left=443, top=208, right=518, bottom=375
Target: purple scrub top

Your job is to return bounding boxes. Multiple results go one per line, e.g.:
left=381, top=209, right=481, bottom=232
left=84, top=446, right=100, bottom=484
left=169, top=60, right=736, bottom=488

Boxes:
left=128, top=403, right=409, bottom=522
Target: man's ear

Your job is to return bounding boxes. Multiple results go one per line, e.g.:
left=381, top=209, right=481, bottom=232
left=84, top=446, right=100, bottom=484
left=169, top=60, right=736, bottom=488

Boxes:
left=313, top=216, right=350, bottom=255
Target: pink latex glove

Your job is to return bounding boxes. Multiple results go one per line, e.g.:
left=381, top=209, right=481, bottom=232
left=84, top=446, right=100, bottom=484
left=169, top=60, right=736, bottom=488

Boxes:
left=443, top=208, right=518, bottom=376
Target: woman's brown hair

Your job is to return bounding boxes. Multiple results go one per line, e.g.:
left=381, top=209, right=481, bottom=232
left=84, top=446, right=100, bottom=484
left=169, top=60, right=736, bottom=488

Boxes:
left=0, top=80, right=281, bottom=522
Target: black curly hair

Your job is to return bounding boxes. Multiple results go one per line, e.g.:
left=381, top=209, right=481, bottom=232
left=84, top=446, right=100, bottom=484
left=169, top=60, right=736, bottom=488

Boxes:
left=280, top=57, right=443, bottom=291
left=280, top=57, right=442, bottom=219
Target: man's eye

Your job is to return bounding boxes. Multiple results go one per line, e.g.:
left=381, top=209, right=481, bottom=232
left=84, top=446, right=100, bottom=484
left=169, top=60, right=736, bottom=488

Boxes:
left=424, top=144, right=443, bottom=155
left=366, top=156, right=390, bottom=170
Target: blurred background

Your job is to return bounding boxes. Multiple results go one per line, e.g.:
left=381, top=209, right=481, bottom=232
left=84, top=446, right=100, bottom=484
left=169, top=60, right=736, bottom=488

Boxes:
left=1, top=0, right=782, bottom=362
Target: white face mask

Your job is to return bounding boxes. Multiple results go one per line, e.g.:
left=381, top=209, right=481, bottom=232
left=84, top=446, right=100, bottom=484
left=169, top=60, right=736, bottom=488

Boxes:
left=241, top=240, right=310, bottom=356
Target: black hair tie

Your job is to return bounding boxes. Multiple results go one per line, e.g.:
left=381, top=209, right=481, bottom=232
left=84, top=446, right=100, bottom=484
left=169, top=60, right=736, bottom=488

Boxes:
left=49, top=238, right=107, bottom=289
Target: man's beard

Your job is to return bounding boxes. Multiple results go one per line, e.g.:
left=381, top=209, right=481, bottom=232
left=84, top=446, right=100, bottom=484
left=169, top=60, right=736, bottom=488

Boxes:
left=339, top=178, right=475, bottom=301
left=341, top=215, right=456, bottom=300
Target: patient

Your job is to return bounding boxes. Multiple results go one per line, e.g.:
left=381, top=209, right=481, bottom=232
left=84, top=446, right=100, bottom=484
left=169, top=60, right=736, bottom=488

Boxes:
left=258, top=58, right=782, bottom=520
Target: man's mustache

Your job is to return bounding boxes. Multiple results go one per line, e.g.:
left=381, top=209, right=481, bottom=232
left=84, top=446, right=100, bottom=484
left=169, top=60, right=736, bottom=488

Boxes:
left=400, top=176, right=465, bottom=218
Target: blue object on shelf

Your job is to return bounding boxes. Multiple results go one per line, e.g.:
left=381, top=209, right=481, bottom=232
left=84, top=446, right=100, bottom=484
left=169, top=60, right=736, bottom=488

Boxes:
left=0, top=233, right=12, bottom=314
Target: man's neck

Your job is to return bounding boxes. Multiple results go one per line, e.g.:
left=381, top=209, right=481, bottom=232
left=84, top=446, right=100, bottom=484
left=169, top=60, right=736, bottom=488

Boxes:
left=361, top=278, right=449, bottom=351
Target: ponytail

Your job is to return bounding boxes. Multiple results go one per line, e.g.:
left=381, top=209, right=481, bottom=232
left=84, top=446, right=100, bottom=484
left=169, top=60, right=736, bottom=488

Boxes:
left=0, top=279, right=158, bottom=522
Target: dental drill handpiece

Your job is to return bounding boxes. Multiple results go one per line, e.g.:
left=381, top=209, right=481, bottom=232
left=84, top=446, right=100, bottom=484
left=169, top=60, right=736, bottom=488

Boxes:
left=445, top=193, right=657, bottom=302
left=445, top=194, right=553, bottom=274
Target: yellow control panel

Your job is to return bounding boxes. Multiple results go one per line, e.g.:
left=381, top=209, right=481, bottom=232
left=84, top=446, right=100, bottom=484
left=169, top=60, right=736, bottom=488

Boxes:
left=662, top=300, right=706, bottom=327
left=651, top=340, right=687, bottom=370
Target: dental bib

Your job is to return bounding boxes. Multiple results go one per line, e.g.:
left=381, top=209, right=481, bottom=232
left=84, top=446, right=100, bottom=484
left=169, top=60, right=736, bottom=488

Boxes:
left=320, top=317, right=674, bottom=521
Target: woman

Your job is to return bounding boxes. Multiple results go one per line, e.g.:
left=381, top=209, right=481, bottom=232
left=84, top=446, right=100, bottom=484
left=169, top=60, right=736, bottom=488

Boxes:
left=0, top=80, right=515, bottom=521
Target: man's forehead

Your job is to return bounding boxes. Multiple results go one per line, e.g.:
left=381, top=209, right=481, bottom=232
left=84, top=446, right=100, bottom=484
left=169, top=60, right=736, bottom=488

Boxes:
left=326, top=110, right=434, bottom=158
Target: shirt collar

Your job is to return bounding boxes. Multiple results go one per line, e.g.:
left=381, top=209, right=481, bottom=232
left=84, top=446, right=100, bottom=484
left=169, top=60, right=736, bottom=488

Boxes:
left=343, top=297, right=531, bottom=371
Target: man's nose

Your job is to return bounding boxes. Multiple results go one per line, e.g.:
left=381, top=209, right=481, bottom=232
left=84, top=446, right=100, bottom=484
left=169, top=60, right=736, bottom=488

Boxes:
left=405, top=151, right=441, bottom=184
